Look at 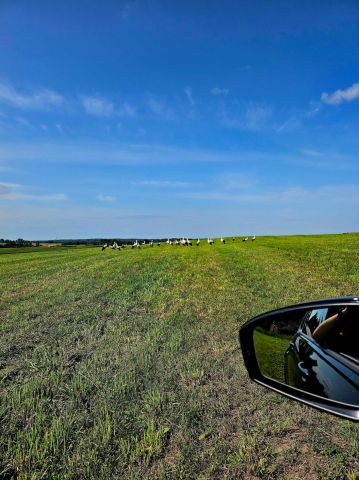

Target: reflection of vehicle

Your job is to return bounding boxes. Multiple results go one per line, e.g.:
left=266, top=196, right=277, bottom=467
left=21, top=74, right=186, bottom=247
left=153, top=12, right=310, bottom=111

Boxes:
left=284, top=307, right=359, bottom=404
left=240, top=297, right=359, bottom=421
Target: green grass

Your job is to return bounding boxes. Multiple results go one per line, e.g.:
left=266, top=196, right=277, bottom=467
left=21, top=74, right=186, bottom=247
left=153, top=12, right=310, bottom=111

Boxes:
left=253, top=330, right=291, bottom=383
left=0, top=233, right=358, bottom=479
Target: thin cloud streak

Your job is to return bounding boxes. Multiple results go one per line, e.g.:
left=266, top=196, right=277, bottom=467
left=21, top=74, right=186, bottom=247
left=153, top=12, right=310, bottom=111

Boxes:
left=0, top=182, right=67, bottom=201
left=133, top=180, right=195, bottom=188
left=0, top=82, right=63, bottom=111
left=179, top=185, right=359, bottom=204
left=184, top=86, right=194, bottom=105
left=1, top=142, right=357, bottom=171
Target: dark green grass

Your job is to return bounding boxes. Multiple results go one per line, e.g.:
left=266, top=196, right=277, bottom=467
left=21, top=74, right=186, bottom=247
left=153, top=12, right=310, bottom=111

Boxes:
left=0, top=234, right=358, bottom=479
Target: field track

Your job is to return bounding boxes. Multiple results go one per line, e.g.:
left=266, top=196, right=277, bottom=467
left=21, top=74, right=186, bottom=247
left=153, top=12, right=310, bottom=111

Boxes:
left=0, top=234, right=358, bottom=479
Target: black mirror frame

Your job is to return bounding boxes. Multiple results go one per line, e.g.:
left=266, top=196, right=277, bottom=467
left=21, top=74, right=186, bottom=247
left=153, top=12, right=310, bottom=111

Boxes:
left=239, top=296, right=359, bottom=422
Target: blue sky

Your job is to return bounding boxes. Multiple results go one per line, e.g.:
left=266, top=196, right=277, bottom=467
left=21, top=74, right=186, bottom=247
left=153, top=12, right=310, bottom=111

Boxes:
left=0, top=1, right=358, bottom=239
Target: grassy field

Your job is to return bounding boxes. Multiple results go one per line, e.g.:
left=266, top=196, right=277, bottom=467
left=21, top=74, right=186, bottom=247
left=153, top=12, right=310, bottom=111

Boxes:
left=0, top=234, right=358, bottom=480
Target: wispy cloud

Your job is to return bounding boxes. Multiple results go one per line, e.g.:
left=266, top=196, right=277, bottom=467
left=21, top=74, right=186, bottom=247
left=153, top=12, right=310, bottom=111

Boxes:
left=210, top=87, right=229, bottom=96
left=276, top=116, right=301, bottom=133
left=147, top=97, right=176, bottom=121
left=218, top=173, right=257, bottom=190
left=321, top=82, right=359, bottom=105
left=118, top=102, right=137, bottom=118
left=184, top=86, right=194, bottom=105
left=97, top=194, right=116, bottom=202
left=222, top=103, right=272, bottom=131
left=2, top=141, right=357, bottom=172
left=0, top=82, right=63, bottom=110
left=80, top=95, right=114, bottom=117
left=245, top=104, right=272, bottom=130
left=302, top=149, right=323, bottom=157
left=0, top=182, right=67, bottom=201
left=180, top=184, right=359, bottom=204
left=133, top=180, right=195, bottom=188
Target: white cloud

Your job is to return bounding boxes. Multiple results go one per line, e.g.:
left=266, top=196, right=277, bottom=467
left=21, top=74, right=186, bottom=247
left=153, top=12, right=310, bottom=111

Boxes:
left=321, top=82, right=359, bottom=105
left=81, top=95, right=114, bottom=117
left=118, top=102, right=137, bottom=118
left=133, top=180, right=194, bottom=188
left=0, top=182, right=67, bottom=201
left=210, top=87, right=229, bottom=96
left=0, top=82, right=63, bottom=110
left=147, top=97, right=176, bottom=120
left=97, top=194, right=116, bottom=202
left=184, top=86, right=194, bottom=105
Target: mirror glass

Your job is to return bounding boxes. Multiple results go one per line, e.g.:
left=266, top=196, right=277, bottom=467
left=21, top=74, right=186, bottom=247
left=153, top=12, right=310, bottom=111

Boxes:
left=253, top=305, right=359, bottom=404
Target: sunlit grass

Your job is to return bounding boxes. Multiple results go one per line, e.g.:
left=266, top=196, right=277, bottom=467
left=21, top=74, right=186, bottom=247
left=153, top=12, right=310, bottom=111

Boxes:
left=0, top=234, right=358, bottom=479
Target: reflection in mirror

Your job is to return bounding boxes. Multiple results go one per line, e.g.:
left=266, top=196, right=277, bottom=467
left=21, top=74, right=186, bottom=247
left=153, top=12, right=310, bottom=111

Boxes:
left=253, top=305, right=359, bottom=405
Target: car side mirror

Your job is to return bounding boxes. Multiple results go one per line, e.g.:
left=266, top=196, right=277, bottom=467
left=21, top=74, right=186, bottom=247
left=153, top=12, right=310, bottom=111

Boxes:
left=239, top=297, right=359, bottom=421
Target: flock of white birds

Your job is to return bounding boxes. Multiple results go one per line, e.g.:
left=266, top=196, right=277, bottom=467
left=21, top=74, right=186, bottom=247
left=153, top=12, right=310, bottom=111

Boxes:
left=101, top=236, right=256, bottom=251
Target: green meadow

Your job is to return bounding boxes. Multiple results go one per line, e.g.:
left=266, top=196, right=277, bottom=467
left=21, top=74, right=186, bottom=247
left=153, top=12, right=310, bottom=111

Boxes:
left=0, top=234, right=358, bottom=479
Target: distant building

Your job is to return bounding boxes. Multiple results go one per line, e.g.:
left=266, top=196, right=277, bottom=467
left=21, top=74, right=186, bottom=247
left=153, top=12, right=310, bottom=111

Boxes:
left=39, top=243, right=63, bottom=247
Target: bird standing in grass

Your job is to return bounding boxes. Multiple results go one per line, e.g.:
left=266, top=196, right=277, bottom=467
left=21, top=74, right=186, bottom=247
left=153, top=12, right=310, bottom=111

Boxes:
left=221, top=237, right=226, bottom=244
left=208, top=238, right=214, bottom=245
left=252, top=235, right=256, bottom=241
left=196, top=239, right=200, bottom=246
left=101, top=243, right=107, bottom=251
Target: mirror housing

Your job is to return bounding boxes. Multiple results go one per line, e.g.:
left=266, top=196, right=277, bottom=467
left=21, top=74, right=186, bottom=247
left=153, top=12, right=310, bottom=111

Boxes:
left=239, top=296, right=359, bottom=421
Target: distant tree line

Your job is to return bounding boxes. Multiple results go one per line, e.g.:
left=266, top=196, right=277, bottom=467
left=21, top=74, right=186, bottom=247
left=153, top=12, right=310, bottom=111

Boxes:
left=0, top=238, right=35, bottom=248
left=0, top=238, right=167, bottom=248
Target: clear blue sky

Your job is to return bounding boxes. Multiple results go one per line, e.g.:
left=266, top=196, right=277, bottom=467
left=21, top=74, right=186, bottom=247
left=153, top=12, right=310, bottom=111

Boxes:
left=0, top=1, right=358, bottom=239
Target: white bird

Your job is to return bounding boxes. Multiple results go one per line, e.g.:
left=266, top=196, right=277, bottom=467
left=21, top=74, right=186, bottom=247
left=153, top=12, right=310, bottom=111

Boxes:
left=166, top=239, right=170, bottom=244
left=196, top=239, right=200, bottom=246
left=243, top=237, right=248, bottom=242
left=186, top=238, right=192, bottom=246
left=150, top=240, right=154, bottom=247
left=132, top=240, right=141, bottom=249
left=101, top=243, right=107, bottom=251
left=142, top=240, right=146, bottom=245
left=175, top=240, right=180, bottom=245
left=252, top=235, right=256, bottom=241
left=208, top=238, right=214, bottom=245
left=220, top=237, right=226, bottom=244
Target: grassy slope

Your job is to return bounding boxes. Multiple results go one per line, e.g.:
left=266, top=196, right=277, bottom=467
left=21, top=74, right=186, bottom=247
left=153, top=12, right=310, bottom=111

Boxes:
left=0, top=234, right=358, bottom=480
